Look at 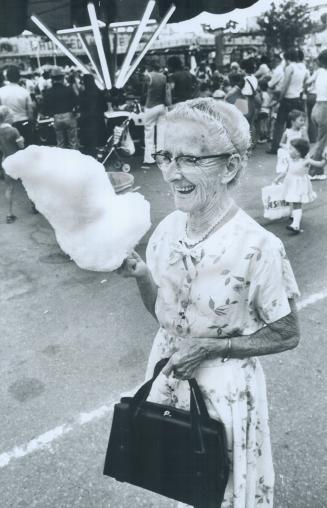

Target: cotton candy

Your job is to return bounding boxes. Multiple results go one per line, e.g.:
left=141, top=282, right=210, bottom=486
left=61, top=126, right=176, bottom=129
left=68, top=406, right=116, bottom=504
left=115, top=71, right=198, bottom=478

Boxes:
left=3, top=145, right=151, bottom=271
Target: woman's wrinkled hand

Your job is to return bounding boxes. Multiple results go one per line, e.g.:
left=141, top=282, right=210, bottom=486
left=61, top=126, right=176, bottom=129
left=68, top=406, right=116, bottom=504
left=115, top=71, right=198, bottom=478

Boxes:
left=162, top=339, right=210, bottom=380
left=117, top=250, right=149, bottom=279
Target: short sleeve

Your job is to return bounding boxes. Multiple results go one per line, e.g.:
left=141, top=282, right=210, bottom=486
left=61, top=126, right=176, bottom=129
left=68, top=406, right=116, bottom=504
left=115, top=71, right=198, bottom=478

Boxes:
left=146, top=211, right=185, bottom=287
left=146, top=225, right=162, bottom=286
left=247, top=237, right=300, bottom=324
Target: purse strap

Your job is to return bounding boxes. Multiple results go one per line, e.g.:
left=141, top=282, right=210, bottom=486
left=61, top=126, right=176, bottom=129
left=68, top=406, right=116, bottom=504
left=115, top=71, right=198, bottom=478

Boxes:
left=246, top=77, right=255, bottom=95
left=130, top=360, right=218, bottom=508
left=132, top=358, right=210, bottom=421
left=131, top=360, right=211, bottom=456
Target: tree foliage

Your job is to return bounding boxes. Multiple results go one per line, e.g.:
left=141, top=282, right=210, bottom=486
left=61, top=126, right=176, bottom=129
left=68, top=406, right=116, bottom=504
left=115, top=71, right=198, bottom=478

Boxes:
left=257, top=0, right=312, bottom=52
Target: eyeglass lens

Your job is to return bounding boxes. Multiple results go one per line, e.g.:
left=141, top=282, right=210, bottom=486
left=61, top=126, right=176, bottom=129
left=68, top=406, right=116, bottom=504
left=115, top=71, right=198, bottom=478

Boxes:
left=154, top=154, right=196, bottom=169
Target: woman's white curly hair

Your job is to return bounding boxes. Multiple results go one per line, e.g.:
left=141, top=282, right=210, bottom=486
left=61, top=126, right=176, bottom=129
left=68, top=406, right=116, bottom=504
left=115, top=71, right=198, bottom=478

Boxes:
left=165, top=98, right=251, bottom=185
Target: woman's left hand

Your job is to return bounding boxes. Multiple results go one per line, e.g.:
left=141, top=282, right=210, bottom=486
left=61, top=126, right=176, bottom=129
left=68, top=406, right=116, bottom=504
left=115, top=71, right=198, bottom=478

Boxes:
left=162, top=338, right=224, bottom=380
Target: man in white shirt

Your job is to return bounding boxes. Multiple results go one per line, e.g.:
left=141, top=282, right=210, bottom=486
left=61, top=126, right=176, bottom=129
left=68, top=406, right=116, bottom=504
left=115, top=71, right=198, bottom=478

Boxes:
left=241, top=58, right=259, bottom=139
left=307, top=49, right=327, bottom=180
left=0, top=66, right=34, bottom=145
left=268, top=54, right=285, bottom=92
left=267, top=49, right=306, bottom=154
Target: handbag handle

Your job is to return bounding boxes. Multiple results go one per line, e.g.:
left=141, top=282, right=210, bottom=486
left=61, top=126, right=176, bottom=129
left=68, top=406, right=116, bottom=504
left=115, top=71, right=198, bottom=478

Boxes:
left=132, top=358, right=210, bottom=422
left=131, top=359, right=211, bottom=456
left=131, top=359, right=213, bottom=508
left=124, top=359, right=220, bottom=508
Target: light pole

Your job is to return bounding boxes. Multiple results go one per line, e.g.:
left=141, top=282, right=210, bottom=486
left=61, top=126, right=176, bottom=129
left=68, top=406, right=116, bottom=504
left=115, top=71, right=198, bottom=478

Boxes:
left=215, top=28, right=224, bottom=71
left=31, top=38, right=41, bottom=71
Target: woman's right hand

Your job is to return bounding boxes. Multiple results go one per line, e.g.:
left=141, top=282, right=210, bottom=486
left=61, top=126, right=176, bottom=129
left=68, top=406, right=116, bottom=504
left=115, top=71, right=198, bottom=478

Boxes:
left=117, top=250, right=149, bottom=279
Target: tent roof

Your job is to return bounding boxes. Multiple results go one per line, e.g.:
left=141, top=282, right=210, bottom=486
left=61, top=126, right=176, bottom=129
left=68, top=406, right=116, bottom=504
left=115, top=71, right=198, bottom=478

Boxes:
left=0, top=0, right=260, bottom=37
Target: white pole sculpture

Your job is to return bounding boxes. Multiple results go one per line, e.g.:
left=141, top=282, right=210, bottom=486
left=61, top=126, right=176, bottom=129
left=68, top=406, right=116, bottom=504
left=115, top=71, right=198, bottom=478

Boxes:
left=30, top=14, right=104, bottom=89
left=76, top=28, right=104, bottom=88
left=115, top=0, right=156, bottom=89
left=57, top=21, right=106, bottom=35
left=119, top=4, right=176, bottom=88
left=33, top=3, right=177, bottom=92
left=87, top=2, right=112, bottom=89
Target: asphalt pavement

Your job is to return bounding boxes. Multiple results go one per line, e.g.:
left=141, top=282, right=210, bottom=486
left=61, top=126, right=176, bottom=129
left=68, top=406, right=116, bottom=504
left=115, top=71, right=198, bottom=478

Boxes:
left=0, top=145, right=326, bottom=508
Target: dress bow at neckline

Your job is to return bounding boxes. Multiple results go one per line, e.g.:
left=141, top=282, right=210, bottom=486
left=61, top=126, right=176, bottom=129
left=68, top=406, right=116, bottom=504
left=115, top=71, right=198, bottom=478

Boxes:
left=168, top=241, right=203, bottom=279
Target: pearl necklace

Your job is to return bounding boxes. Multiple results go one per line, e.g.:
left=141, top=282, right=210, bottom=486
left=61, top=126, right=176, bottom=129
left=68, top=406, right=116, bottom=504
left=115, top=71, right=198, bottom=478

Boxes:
left=184, top=202, right=234, bottom=248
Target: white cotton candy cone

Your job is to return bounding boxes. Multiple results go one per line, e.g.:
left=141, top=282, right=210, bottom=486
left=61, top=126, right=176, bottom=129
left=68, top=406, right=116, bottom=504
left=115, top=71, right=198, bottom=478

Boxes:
left=3, top=145, right=151, bottom=271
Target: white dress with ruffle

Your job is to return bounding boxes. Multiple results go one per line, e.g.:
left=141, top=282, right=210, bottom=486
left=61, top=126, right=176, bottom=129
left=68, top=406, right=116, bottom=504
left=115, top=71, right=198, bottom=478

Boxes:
left=145, top=208, right=300, bottom=508
left=282, top=159, right=317, bottom=204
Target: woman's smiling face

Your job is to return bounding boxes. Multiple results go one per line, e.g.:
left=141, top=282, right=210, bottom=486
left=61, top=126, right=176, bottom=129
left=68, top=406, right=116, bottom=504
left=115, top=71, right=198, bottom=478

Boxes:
left=161, top=118, right=227, bottom=214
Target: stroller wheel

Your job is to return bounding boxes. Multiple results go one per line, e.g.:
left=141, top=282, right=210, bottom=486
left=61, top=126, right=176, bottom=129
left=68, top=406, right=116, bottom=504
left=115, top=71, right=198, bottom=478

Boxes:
left=122, top=163, right=131, bottom=173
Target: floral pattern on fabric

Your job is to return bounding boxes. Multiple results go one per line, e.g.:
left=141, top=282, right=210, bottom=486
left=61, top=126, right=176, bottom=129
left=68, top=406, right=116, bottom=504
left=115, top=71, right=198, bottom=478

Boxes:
left=144, top=208, right=300, bottom=508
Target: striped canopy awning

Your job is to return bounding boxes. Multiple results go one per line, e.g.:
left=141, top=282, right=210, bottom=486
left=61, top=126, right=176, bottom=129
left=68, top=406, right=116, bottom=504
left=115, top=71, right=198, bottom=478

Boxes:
left=0, top=0, right=260, bottom=37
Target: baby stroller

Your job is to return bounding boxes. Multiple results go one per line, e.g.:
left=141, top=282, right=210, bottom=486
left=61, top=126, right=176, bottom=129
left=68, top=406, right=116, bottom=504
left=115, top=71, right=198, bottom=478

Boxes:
left=101, top=118, right=134, bottom=173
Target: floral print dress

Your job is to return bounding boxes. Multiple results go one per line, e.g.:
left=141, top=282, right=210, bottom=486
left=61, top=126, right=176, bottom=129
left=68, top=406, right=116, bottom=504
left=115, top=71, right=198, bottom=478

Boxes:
left=144, top=208, right=300, bottom=508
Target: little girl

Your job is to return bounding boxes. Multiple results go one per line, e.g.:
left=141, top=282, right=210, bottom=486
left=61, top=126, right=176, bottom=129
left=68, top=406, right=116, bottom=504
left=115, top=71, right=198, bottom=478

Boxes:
left=275, top=138, right=316, bottom=233
left=276, top=109, right=308, bottom=174
left=0, top=106, right=24, bottom=223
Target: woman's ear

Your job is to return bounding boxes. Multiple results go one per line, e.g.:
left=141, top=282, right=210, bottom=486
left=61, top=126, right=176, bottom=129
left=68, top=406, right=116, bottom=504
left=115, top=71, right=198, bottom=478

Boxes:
left=221, top=154, right=241, bottom=184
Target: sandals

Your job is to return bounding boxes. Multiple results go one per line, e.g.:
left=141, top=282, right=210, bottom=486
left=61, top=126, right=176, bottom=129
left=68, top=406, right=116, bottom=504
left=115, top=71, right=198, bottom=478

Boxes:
left=6, top=215, right=17, bottom=224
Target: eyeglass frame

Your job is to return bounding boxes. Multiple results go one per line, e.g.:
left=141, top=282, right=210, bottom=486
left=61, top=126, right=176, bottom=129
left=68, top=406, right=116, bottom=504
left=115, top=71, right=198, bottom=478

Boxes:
left=151, top=151, right=233, bottom=169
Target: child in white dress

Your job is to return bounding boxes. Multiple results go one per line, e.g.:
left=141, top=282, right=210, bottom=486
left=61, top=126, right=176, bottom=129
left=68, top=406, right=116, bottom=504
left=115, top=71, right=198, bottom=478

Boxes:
left=276, top=109, right=308, bottom=174
left=275, top=138, right=316, bottom=233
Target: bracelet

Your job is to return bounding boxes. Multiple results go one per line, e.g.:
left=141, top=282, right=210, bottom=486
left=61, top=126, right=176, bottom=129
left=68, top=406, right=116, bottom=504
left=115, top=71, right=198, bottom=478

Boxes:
left=221, top=338, right=232, bottom=363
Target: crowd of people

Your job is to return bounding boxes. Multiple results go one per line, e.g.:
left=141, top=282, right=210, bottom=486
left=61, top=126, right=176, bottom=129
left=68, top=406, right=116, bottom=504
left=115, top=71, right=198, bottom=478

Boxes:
left=140, top=50, right=327, bottom=181
left=0, top=64, right=107, bottom=157
left=0, top=46, right=326, bottom=225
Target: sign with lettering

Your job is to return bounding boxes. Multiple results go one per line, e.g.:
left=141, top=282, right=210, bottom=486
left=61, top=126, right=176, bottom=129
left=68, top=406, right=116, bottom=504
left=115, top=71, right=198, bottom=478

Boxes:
left=262, top=184, right=291, bottom=220
left=0, top=34, right=90, bottom=58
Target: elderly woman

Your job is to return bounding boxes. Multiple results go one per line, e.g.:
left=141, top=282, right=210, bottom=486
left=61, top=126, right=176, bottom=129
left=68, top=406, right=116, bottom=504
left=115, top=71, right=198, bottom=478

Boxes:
left=120, top=99, right=300, bottom=507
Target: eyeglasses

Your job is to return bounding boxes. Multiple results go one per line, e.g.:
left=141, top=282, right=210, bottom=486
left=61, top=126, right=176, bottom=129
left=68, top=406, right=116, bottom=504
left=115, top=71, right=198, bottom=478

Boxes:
left=151, top=151, right=232, bottom=171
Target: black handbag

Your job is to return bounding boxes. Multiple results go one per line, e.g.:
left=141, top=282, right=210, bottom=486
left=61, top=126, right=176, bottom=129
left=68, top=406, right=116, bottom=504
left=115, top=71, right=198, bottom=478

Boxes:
left=103, top=359, right=229, bottom=508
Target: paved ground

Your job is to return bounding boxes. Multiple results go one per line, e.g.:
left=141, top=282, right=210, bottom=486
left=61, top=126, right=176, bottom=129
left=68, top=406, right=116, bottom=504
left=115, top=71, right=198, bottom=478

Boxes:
left=0, top=145, right=326, bottom=508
